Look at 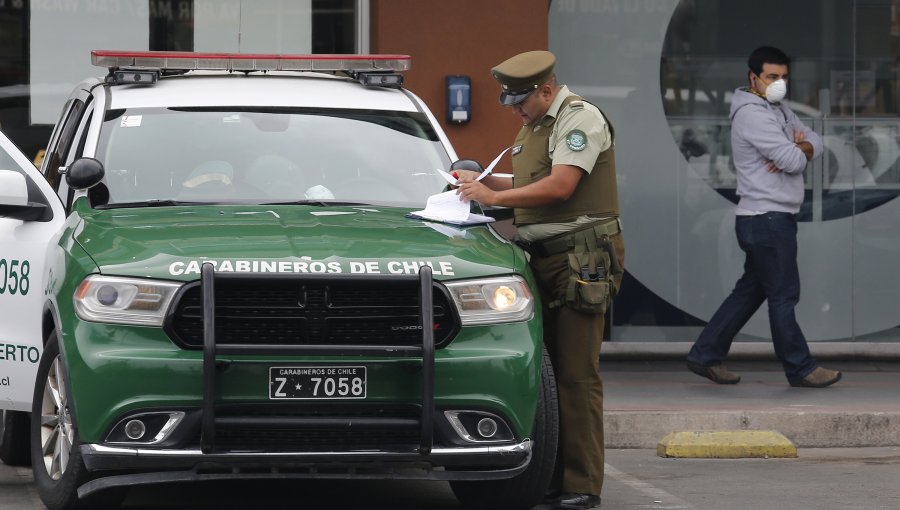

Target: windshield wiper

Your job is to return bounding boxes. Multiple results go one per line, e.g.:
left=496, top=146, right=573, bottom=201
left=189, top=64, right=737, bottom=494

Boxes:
left=100, top=200, right=204, bottom=209
left=261, top=200, right=372, bottom=207
left=101, top=199, right=378, bottom=209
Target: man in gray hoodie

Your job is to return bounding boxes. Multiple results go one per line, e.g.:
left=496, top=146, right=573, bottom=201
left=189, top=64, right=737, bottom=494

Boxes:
left=686, top=46, right=842, bottom=388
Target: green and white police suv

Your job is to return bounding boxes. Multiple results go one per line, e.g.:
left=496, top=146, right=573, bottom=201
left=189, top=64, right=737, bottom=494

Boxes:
left=0, top=51, right=557, bottom=510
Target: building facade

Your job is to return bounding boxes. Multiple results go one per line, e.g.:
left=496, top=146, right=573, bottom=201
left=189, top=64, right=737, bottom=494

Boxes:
left=1, top=0, right=897, bottom=343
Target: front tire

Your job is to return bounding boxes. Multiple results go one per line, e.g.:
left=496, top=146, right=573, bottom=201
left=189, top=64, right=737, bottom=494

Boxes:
left=450, top=347, right=559, bottom=510
left=0, top=409, right=31, bottom=466
left=30, top=331, right=123, bottom=510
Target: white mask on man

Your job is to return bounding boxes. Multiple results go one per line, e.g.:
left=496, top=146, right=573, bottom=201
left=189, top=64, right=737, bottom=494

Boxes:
left=763, top=78, right=787, bottom=103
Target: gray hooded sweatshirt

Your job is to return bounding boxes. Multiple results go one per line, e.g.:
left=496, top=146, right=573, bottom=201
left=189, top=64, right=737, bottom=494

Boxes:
left=729, top=87, right=823, bottom=214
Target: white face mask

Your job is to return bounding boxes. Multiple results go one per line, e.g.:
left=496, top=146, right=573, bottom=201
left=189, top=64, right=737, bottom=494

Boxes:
left=762, top=78, right=787, bottom=103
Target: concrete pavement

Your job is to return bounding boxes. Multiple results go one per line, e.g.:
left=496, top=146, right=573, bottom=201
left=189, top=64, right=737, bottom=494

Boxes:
left=602, top=348, right=900, bottom=449
left=6, top=448, right=900, bottom=509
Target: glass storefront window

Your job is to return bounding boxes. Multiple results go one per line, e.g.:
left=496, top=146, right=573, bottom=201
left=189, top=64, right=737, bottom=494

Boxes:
left=0, top=1, right=47, bottom=164
left=550, top=0, right=900, bottom=342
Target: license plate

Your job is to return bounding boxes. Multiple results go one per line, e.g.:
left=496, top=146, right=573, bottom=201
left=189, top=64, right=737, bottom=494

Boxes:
left=269, top=366, right=367, bottom=400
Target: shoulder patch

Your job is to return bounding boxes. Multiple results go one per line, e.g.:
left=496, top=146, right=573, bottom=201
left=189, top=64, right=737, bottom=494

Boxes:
left=568, top=101, right=585, bottom=110
left=565, top=129, right=588, bottom=152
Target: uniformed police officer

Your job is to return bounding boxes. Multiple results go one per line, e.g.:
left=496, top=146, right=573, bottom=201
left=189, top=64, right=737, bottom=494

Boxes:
left=456, top=50, right=624, bottom=510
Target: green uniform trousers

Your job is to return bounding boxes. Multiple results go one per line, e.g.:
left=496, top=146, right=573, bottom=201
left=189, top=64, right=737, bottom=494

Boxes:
left=530, top=233, right=624, bottom=496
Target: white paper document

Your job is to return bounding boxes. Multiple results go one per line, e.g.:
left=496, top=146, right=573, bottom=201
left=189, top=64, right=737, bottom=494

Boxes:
left=408, top=146, right=515, bottom=225
left=435, top=145, right=515, bottom=186
left=407, top=190, right=494, bottom=226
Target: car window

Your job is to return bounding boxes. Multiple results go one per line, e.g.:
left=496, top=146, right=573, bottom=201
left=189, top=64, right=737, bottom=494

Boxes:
left=43, top=99, right=85, bottom=194
left=94, top=107, right=452, bottom=207
left=55, top=106, right=95, bottom=210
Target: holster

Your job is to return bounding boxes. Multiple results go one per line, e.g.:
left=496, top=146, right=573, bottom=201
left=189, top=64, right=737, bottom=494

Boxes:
left=535, top=217, right=624, bottom=312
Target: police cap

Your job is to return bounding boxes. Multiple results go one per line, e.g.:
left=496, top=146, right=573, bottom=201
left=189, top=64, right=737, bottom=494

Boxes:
left=491, top=50, right=556, bottom=106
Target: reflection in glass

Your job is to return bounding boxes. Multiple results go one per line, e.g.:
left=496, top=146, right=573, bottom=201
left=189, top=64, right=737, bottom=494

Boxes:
left=95, top=108, right=450, bottom=207
left=661, top=0, right=900, bottom=223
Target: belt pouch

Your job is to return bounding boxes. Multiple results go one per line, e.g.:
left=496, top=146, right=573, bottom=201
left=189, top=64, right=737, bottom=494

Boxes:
left=562, top=233, right=611, bottom=315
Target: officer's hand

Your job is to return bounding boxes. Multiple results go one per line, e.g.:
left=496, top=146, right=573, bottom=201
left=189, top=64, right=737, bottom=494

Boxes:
left=456, top=180, right=497, bottom=206
left=764, top=159, right=782, bottom=173
left=450, top=170, right=481, bottom=187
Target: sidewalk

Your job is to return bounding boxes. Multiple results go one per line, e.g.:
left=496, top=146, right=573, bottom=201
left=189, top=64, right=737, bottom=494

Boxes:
left=601, top=351, right=900, bottom=449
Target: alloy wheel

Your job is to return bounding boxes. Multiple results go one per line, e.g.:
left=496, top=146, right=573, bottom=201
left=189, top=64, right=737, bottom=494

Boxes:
left=39, top=355, right=73, bottom=480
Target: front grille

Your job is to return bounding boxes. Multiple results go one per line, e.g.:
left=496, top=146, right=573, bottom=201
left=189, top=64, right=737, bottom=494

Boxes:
left=165, top=278, right=458, bottom=348
left=202, top=403, right=427, bottom=451
left=214, top=425, right=421, bottom=450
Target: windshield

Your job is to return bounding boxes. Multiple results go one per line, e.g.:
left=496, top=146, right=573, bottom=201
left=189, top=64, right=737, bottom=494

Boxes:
left=95, top=107, right=452, bottom=207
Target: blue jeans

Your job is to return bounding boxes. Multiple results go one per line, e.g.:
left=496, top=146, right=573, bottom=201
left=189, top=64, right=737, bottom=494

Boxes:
left=687, top=212, right=817, bottom=382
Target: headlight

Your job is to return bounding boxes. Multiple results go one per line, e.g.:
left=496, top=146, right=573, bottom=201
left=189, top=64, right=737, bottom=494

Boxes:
left=445, top=276, right=534, bottom=325
left=74, top=275, right=182, bottom=326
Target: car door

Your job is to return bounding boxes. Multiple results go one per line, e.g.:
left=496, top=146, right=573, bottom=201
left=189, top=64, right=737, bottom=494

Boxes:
left=0, top=130, right=65, bottom=412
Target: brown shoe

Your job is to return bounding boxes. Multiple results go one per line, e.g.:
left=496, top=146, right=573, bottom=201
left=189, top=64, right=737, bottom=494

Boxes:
left=687, top=361, right=741, bottom=384
left=790, top=367, right=842, bottom=388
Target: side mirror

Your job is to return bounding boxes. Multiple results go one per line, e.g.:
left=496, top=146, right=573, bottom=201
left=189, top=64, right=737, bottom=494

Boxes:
left=450, top=159, right=484, bottom=173
left=0, top=170, right=48, bottom=221
left=65, top=157, right=105, bottom=190
left=0, top=169, right=28, bottom=206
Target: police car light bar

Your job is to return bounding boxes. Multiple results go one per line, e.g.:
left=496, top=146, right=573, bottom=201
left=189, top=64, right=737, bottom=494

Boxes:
left=91, top=50, right=411, bottom=73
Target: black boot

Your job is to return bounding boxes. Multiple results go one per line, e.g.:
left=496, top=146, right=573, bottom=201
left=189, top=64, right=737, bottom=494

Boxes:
left=552, top=492, right=601, bottom=509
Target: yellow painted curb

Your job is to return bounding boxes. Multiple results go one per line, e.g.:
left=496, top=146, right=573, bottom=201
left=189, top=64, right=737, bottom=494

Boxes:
left=657, top=430, right=797, bottom=458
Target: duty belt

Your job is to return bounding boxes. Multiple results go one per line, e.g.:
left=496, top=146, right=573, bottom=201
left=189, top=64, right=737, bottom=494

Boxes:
left=526, top=217, right=622, bottom=257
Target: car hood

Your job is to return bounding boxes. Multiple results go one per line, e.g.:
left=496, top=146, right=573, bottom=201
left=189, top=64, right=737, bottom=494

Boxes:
left=74, top=204, right=519, bottom=281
